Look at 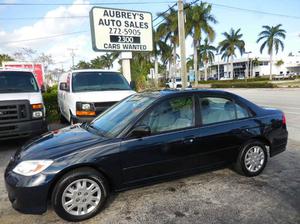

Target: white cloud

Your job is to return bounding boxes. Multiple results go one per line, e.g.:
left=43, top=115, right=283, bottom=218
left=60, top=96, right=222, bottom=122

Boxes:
left=0, top=0, right=102, bottom=69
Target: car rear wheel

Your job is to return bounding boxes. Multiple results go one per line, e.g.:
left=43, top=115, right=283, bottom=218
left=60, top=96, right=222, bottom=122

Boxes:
left=235, top=141, right=268, bottom=177
left=51, top=168, right=109, bottom=222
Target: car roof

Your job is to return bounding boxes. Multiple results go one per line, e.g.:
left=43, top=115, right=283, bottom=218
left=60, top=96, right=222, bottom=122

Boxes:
left=140, top=89, right=231, bottom=97
left=71, top=69, right=120, bottom=73
left=0, top=68, right=34, bottom=73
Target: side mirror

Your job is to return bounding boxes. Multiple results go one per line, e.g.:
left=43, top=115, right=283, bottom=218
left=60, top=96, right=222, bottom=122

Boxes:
left=59, top=82, right=68, bottom=91
left=41, top=84, right=46, bottom=93
left=130, top=81, right=136, bottom=90
left=129, top=125, right=151, bottom=138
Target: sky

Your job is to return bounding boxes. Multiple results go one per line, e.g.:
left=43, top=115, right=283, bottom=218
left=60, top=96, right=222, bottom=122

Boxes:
left=0, top=0, right=299, bottom=70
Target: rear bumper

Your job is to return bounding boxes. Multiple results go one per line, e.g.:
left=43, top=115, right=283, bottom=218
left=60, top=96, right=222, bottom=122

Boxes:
left=270, top=129, right=288, bottom=157
left=0, top=119, right=48, bottom=140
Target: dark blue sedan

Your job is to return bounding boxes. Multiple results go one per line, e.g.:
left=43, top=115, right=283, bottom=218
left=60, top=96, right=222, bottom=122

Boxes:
left=5, top=90, right=288, bottom=221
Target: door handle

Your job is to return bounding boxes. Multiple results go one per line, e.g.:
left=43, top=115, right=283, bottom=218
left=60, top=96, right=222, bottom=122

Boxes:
left=183, top=138, right=195, bottom=144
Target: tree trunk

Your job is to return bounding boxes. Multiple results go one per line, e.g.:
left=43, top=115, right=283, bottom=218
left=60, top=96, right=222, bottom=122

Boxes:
left=154, top=57, right=158, bottom=87
left=193, top=38, right=198, bottom=85
left=269, top=51, right=273, bottom=80
left=172, top=42, right=177, bottom=78
left=204, top=61, right=208, bottom=81
left=231, top=55, right=234, bottom=79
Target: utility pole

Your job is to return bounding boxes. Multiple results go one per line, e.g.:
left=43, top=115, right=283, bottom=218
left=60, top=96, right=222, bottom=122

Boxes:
left=244, top=51, right=252, bottom=81
left=177, top=0, right=187, bottom=88
left=216, top=52, right=221, bottom=80
left=67, top=48, right=77, bottom=68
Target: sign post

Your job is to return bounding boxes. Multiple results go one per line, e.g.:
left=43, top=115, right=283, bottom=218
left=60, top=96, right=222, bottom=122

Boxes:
left=90, top=7, right=153, bottom=82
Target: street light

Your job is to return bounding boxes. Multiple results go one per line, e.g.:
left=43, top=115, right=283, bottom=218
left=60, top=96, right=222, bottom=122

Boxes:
left=216, top=52, right=221, bottom=80
left=244, top=51, right=252, bottom=80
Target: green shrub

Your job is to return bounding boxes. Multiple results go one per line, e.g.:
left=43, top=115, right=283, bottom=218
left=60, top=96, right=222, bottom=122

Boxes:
left=211, top=81, right=276, bottom=88
left=43, top=86, right=59, bottom=122
left=198, top=76, right=269, bottom=84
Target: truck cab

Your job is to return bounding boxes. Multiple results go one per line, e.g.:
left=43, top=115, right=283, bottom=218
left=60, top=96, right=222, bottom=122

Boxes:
left=58, top=69, right=135, bottom=124
left=0, top=69, right=48, bottom=140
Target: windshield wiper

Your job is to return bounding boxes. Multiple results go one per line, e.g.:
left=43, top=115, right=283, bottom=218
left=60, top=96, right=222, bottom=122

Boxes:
left=101, top=88, right=129, bottom=90
left=87, top=124, right=106, bottom=137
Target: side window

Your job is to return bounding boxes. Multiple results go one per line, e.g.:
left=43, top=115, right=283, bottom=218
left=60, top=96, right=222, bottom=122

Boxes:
left=236, top=103, right=250, bottom=119
left=139, top=96, right=194, bottom=134
left=200, top=97, right=249, bottom=125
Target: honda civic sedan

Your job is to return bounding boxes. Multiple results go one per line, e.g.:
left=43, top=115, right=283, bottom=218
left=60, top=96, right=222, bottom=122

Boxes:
left=5, top=90, right=288, bottom=221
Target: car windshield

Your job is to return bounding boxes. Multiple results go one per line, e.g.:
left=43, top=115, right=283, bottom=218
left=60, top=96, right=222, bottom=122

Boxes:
left=0, top=71, right=39, bottom=93
left=88, top=94, right=158, bottom=138
left=72, top=72, right=131, bottom=92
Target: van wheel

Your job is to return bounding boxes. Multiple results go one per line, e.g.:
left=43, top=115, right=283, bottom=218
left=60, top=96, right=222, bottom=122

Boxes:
left=51, top=168, right=109, bottom=222
left=235, top=140, right=268, bottom=177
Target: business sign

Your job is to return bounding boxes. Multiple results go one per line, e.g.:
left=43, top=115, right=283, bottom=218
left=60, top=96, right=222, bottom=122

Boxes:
left=89, top=7, right=153, bottom=52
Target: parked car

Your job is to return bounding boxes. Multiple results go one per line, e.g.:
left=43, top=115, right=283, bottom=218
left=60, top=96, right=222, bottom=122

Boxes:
left=0, top=69, right=47, bottom=140
left=165, top=77, right=190, bottom=89
left=58, top=69, right=135, bottom=124
left=5, top=90, right=288, bottom=221
left=220, top=76, right=232, bottom=80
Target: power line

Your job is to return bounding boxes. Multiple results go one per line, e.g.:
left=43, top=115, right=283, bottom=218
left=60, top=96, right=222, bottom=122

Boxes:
left=208, top=2, right=300, bottom=20
left=0, top=31, right=88, bottom=45
left=0, top=1, right=174, bottom=6
left=0, top=16, right=88, bottom=20
left=154, top=0, right=199, bottom=27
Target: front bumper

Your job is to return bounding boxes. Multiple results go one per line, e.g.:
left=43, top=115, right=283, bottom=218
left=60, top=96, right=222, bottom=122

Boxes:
left=4, top=168, right=52, bottom=214
left=72, top=115, right=95, bottom=123
left=0, top=119, right=48, bottom=140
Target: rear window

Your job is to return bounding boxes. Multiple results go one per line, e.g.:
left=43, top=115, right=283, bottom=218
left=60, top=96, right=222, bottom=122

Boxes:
left=72, top=72, right=131, bottom=92
left=0, top=71, right=39, bottom=93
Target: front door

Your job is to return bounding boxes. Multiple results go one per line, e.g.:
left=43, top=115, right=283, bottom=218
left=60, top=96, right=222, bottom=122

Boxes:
left=120, top=95, right=198, bottom=186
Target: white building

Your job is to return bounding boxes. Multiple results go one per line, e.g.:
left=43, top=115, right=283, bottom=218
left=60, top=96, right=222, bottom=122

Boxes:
left=210, top=53, right=300, bottom=79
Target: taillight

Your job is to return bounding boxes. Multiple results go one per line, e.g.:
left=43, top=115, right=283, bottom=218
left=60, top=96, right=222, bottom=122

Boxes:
left=282, top=113, right=286, bottom=125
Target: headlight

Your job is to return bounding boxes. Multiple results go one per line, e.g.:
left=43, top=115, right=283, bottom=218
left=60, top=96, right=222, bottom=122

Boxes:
left=32, top=111, right=43, bottom=118
left=82, top=103, right=91, bottom=110
left=76, top=102, right=96, bottom=116
left=13, top=160, right=53, bottom=176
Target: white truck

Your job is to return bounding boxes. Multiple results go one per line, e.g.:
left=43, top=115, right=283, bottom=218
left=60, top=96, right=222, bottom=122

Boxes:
left=58, top=69, right=136, bottom=124
left=0, top=69, right=47, bottom=140
left=165, top=77, right=191, bottom=89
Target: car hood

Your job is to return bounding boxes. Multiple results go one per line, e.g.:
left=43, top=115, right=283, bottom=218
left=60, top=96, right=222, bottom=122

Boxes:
left=0, top=92, right=43, bottom=104
left=73, top=90, right=135, bottom=103
left=15, top=124, right=106, bottom=161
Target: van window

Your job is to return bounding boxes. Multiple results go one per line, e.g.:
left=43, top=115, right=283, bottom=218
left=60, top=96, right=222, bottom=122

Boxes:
left=72, top=72, right=131, bottom=92
left=0, top=71, right=39, bottom=93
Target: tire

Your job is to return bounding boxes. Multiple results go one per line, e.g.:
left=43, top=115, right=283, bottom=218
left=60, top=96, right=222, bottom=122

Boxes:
left=51, top=167, right=109, bottom=222
left=235, top=140, right=268, bottom=177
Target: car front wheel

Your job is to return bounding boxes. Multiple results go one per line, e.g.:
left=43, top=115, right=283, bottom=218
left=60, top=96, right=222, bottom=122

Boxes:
left=235, top=141, right=268, bottom=177
left=51, top=167, right=109, bottom=222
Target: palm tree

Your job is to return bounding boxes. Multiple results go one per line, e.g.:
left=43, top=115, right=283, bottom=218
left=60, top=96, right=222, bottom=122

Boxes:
left=186, top=2, right=217, bottom=84
left=257, top=24, right=286, bottom=80
left=219, top=28, right=245, bottom=79
left=199, top=38, right=217, bottom=80
left=156, top=8, right=179, bottom=78
left=0, top=54, right=14, bottom=66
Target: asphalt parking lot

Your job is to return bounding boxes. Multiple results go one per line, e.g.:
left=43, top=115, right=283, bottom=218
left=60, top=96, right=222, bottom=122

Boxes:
left=0, top=88, right=299, bottom=224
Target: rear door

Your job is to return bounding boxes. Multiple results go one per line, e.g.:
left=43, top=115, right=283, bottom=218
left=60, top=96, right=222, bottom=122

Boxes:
left=193, top=94, right=253, bottom=165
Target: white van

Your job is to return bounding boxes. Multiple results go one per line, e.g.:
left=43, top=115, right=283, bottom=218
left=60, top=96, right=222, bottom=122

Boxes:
left=58, top=69, right=135, bottom=124
left=0, top=69, right=47, bottom=140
